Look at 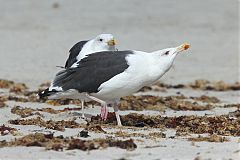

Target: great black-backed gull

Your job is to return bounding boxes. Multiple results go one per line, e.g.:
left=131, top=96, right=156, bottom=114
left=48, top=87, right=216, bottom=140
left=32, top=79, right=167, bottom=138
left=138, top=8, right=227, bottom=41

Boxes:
left=65, top=34, right=117, bottom=69
left=60, top=34, right=117, bottom=119
left=39, top=43, right=190, bottom=126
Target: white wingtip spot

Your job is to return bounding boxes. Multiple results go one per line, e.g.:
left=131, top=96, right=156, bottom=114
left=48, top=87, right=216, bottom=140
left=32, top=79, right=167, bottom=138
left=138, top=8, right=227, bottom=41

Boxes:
left=49, top=86, right=63, bottom=91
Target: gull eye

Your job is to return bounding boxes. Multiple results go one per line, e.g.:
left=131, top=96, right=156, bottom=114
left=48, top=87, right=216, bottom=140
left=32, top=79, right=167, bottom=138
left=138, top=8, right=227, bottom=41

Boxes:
left=99, top=38, right=103, bottom=42
left=164, top=51, right=169, bottom=55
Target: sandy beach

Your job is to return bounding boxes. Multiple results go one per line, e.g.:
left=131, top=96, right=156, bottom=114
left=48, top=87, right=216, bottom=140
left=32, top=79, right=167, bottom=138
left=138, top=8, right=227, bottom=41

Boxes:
left=0, top=0, right=239, bottom=160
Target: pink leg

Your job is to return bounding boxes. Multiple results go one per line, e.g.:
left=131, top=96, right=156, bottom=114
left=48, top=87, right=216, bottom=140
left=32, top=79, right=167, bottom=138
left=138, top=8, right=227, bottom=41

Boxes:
left=113, top=103, right=122, bottom=126
left=84, top=94, right=109, bottom=121
left=100, top=104, right=108, bottom=121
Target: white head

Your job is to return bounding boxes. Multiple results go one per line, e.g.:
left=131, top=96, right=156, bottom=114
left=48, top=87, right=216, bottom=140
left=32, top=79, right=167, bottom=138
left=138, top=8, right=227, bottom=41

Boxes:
left=153, top=43, right=190, bottom=72
left=89, top=33, right=117, bottom=52
left=76, top=33, right=117, bottom=61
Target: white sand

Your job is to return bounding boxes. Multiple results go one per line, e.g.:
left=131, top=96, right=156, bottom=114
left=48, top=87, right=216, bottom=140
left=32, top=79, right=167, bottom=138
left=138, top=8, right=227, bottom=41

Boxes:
left=0, top=88, right=239, bottom=160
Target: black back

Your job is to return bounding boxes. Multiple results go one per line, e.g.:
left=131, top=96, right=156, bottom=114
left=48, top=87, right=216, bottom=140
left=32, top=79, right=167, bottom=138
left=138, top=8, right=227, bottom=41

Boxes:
left=64, top=40, right=88, bottom=68
left=53, top=51, right=133, bottom=93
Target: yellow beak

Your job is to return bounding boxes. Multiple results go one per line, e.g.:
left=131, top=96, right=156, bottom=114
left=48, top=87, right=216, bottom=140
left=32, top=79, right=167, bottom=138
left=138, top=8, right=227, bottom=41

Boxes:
left=177, top=43, right=190, bottom=52
left=107, top=39, right=117, bottom=46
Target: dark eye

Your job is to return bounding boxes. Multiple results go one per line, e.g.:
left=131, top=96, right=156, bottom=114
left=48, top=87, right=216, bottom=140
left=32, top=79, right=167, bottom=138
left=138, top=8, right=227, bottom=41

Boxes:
left=164, top=51, right=169, bottom=55
left=99, top=38, right=103, bottom=42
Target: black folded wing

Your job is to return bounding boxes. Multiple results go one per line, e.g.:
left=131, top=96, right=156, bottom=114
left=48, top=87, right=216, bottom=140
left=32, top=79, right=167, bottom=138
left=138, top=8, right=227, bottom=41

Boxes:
left=64, top=40, right=88, bottom=68
left=53, top=50, right=133, bottom=93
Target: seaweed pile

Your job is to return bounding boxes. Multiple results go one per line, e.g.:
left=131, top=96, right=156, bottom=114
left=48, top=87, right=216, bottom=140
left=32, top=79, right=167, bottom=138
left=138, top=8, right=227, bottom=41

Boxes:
left=119, top=95, right=218, bottom=111
left=10, top=106, right=84, bottom=118
left=0, top=78, right=239, bottom=153
left=0, top=133, right=137, bottom=151
left=91, top=113, right=240, bottom=136
left=9, top=117, right=84, bottom=131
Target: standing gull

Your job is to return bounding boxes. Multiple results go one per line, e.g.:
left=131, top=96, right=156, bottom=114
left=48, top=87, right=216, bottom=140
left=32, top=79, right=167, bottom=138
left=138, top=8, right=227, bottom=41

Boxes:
left=58, top=34, right=117, bottom=119
left=39, top=43, right=190, bottom=126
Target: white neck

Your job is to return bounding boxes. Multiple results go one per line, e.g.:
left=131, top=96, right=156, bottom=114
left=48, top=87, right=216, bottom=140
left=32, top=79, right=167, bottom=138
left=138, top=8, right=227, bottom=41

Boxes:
left=145, top=50, right=176, bottom=81
left=77, top=40, right=96, bottom=60
left=125, top=51, right=175, bottom=86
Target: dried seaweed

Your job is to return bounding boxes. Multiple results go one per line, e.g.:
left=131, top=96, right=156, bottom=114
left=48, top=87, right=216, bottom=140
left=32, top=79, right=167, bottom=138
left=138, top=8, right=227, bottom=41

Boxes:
left=4, top=94, right=218, bottom=113
left=118, top=95, right=214, bottom=111
left=91, top=113, right=157, bottom=127
left=38, top=108, right=61, bottom=114
left=11, top=106, right=86, bottom=118
left=0, top=101, right=7, bottom=108
left=0, top=133, right=137, bottom=151
left=119, top=95, right=167, bottom=111
left=86, top=124, right=107, bottom=133
left=11, top=106, right=35, bottom=118
left=9, top=83, right=28, bottom=94
left=0, top=125, right=17, bottom=136
left=229, top=109, right=240, bottom=118
left=164, top=96, right=213, bottom=111
left=0, top=79, right=14, bottom=88
left=148, top=132, right=166, bottom=138
left=6, top=95, right=30, bottom=103
left=68, top=137, right=136, bottom=151
left=9, top=117, right=84, bottom=131
left=104, top=138, right=136, bottom=150
left=222, top=104, right=240, bottom=109
left=113, top=130, right=165, bottom=139
left=0, top=96, right=8, bottom=102
left=0, top=79, right=28, bottom=94
left=190, top=95, right=220, bottom=103
left=162, top=115, right=239, bottom=136
left=91, top=113, right=240, bottom=136
left=188, top=134, right=229, bottom=142
left=189, top=80, right=240, bottom=91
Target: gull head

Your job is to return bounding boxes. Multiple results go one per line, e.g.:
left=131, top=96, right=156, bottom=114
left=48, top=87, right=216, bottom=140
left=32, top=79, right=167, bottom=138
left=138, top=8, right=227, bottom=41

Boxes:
left=159, top=43, right=190, bottom=57
left=91, top=34, right=117, bottom=51
left=158, top=43, right=190, bottom=61
left=154, top=43, right=190, bottom=72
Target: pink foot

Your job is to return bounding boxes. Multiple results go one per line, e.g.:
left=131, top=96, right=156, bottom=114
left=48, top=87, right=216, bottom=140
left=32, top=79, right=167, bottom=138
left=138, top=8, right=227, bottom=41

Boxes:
left=100, top=105, right=108, bottom=121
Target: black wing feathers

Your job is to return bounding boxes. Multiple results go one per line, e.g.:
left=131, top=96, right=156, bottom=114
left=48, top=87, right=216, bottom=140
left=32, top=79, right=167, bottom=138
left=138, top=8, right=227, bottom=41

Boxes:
left=64, top=40, right=88, bottom=68
left=53, top=51, right=133, bottom=93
